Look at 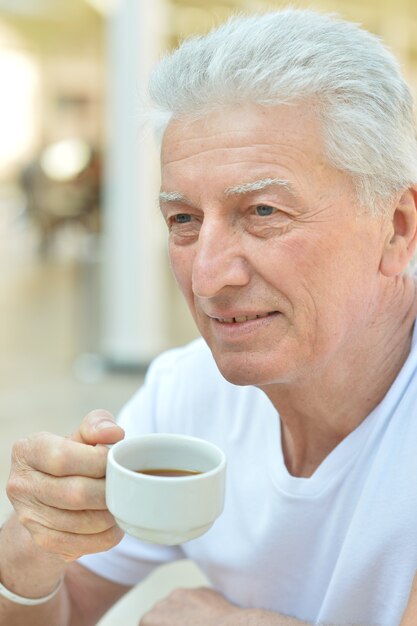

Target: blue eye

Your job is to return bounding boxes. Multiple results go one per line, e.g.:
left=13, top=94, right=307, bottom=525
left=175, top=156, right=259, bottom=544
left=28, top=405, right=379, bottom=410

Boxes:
left=255, top=205, right=275, bottom=216
left=174, top=214, right=192, bottom=223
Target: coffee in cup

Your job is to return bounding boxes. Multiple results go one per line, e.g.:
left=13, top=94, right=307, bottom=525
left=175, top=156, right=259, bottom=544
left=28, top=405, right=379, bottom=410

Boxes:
left=106, top=433, right=226, bottom=545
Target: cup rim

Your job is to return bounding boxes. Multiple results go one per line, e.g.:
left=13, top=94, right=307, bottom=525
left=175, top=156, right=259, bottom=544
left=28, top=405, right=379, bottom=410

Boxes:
left=107, top=433, right=226, bottom=481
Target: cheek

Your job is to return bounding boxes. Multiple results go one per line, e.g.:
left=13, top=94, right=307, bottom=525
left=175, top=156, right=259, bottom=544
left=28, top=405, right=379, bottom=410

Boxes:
left=169, top=247, right=195, bottom=301
left=275, top=227, right=364, bottom=285
left=262, top=232, right=368, bottom=323
left=257, top=233, right=333, bottom=295
left=292, top=232, right=379, bottom=336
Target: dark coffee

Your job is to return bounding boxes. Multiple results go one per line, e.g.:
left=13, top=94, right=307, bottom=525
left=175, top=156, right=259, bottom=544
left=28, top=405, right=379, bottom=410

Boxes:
left=135, top=468, right=202, bottom=477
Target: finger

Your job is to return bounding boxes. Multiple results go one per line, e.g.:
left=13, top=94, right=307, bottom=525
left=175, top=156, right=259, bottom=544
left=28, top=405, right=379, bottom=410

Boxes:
left=26, top=520, right=124, bottom=562
left=70, top=409, right=125, bottom=446
left=35, top=474, right=107, bottom=511
left=21, top=505, right=116, bottom=535
left=15, top=433, right=109, bottom=478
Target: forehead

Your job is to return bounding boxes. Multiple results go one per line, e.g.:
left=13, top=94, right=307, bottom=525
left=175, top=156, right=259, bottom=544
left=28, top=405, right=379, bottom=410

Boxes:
left=159, top=103, right=350, bottom=202
left=161, top=103, right=321, bottom=154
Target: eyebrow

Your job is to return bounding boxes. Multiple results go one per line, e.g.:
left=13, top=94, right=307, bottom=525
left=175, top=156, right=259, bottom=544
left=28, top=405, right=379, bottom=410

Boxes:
left=159, top=191, right=189, bottom=204
left=224, top=178, right=297, bottom=197
left=158, top=178, right=300, bottom=206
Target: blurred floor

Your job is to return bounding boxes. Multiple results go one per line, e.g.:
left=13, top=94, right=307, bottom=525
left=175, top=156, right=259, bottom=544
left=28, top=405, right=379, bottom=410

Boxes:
left=0, top=202, right=144, bottom=522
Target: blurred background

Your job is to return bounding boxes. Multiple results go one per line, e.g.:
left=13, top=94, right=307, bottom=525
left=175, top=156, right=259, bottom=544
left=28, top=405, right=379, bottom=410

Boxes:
left=1, top=0, right=417, bottom=525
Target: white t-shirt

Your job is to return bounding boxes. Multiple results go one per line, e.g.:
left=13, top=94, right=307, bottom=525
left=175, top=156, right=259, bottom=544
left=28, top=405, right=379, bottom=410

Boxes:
left=80, top=334, right=417, bottom=626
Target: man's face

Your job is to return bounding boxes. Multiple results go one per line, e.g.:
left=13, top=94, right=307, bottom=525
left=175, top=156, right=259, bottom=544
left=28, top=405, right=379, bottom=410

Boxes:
left=159, top=104, right=389, bottom=387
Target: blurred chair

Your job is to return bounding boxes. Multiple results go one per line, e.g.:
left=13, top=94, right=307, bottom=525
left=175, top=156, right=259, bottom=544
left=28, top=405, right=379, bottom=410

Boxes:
left=20, top=138, right=101, bottom=256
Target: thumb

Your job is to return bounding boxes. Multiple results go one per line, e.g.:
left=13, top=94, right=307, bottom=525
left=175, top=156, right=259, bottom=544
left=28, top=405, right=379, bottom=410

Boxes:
left=70, top=409, right=125, bottom=445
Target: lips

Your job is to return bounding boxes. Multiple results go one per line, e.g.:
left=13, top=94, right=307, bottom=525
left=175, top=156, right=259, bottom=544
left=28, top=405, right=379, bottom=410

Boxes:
left=215, top=312, right=277, bottom=323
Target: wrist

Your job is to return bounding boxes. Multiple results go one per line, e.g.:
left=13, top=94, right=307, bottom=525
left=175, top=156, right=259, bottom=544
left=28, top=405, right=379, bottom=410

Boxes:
left=0, top=514, right=67, bottom=599
left=0, top=576, right=64, bottom=606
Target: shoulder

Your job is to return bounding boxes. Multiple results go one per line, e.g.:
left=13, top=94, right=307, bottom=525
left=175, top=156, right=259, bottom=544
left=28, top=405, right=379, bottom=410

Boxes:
left=145, top=338, right=240, bottom=418
left=146, top=337, right=216, bottom=380
left=116, top=339, right=272, bottom=440
left=117, top=338, right=250, bottom=437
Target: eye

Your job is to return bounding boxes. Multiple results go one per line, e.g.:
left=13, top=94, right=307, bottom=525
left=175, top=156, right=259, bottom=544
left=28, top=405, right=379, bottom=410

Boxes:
left=255, top=204, right=276, bottom=216
left=173, top=213, right=192, bottom=224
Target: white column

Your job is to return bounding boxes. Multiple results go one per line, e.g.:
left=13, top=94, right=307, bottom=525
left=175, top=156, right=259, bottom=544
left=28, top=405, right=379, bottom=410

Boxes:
left=101, top=0, right=169, bottom=367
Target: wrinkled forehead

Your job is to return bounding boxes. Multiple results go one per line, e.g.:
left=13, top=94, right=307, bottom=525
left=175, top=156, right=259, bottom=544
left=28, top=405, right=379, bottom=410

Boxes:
left=161, top=103, right=325, bottom=164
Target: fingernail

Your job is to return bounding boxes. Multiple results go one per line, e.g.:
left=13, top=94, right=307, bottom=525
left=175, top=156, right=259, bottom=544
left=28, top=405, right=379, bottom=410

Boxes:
left=95, top=420, right=116, bottom=431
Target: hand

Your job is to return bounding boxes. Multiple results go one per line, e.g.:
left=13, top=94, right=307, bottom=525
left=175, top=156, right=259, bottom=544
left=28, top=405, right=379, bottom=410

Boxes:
left=139, top=587, right=311, bottom=626
left=6, top=409, right=125, bottom=563
left=139, top=587, right=242, bottom=626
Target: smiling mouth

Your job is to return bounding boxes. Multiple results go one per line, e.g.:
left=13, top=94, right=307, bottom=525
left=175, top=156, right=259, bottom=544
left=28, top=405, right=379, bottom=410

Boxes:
left=216, top=312, right=278, bottom=323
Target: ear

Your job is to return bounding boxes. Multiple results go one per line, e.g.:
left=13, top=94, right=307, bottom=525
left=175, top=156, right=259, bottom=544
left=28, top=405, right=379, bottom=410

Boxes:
left=379, top=187, right=417, bottom=277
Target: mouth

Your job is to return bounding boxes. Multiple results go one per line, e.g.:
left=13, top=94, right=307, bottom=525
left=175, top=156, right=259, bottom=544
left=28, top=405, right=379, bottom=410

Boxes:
left=215, top=311, right=278, bottom=324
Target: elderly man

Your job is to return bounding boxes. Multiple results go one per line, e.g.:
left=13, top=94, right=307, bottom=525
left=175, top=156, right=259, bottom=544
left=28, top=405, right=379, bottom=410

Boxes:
left=1, top=8, right=417, bottom=626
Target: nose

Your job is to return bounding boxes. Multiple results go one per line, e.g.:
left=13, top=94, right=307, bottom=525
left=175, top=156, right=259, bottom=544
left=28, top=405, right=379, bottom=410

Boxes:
left=191, top=218, right=250, bottom=298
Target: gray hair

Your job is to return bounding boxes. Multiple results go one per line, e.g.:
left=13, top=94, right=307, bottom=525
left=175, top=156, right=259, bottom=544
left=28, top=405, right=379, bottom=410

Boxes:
left=148, top=9, right=417, bottom=213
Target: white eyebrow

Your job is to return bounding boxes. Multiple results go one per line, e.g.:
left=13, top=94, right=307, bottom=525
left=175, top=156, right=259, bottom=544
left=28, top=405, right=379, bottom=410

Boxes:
left=159, top=191, right=190, bottom=204
left=159, top=178, right=299, bottom=207
left=224, top=178, right=297, bottom=197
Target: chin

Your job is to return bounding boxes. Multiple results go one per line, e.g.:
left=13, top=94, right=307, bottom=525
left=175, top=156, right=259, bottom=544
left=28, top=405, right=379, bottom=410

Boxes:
left=212, top=351, right=286, bottom=387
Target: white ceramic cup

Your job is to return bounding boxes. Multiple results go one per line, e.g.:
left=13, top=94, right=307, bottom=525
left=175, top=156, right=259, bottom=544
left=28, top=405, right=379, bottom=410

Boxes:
left=106, top=433, right=226, bottom=545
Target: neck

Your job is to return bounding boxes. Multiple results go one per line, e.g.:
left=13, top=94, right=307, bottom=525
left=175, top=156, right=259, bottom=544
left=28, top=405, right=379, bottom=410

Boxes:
left=261, top=275, right=417, bottom=477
